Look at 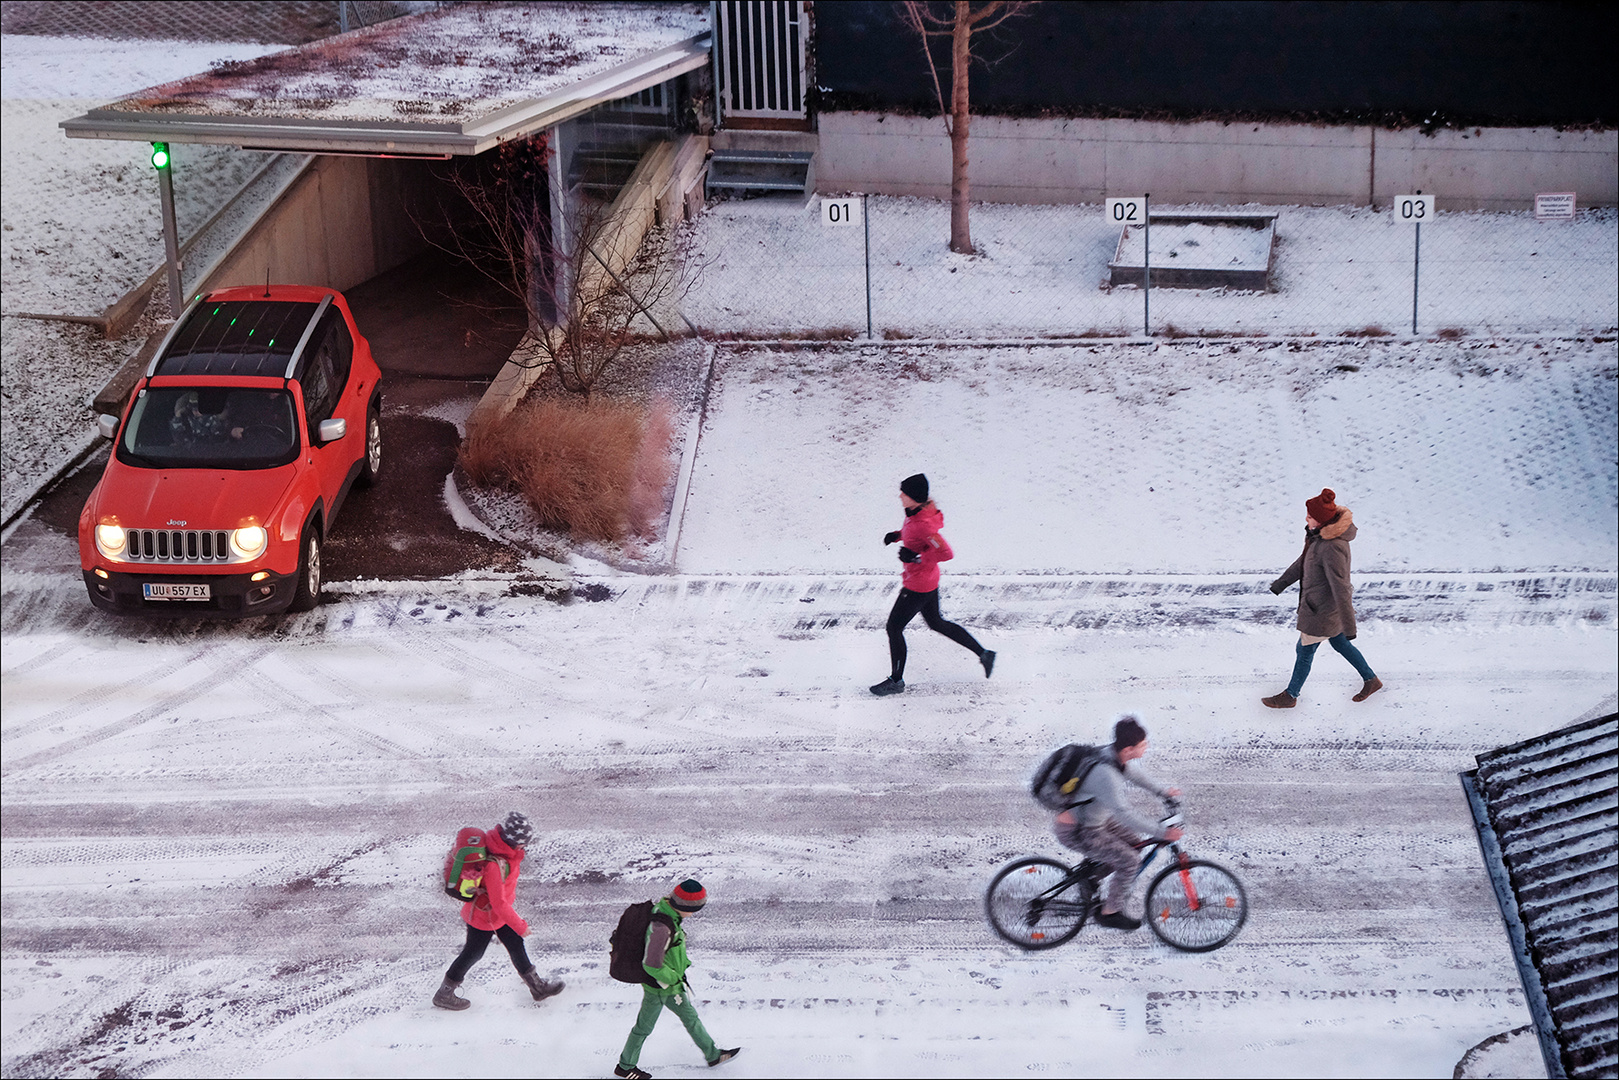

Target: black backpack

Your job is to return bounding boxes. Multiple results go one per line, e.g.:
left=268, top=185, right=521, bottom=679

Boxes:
left=609, top=901, right=676, bottom=986
left=1031, top=744, right=1110, bottom=811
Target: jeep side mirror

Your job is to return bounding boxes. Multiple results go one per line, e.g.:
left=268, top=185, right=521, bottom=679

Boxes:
left=317, top=418, right=347, bottom=443
left=97, top=414, right=119, bottom=440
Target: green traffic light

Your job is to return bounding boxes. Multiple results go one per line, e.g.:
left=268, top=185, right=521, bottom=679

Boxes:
left=150, top=142, right=170, bottom=170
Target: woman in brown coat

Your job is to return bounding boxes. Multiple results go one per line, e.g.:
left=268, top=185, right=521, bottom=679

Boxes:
left=1262, top=488, right=1383, bottom=708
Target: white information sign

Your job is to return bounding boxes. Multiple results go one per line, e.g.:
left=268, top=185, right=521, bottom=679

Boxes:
left=821, top=197, right=861, bottom=227
left=1534, top=192, right=1576, bottom=221
left=1394, top=194, right=1435, bottom=223
left=1106, top=196, right=1147, bottom=226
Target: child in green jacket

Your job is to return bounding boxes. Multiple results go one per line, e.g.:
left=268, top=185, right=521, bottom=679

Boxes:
left=614, top=879, right=741, bottom=1080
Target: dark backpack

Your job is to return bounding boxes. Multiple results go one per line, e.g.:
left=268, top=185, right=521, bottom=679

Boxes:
left=609, top=901, right=676, bottom=986
left=1031, top=744, right=1111, bottom=811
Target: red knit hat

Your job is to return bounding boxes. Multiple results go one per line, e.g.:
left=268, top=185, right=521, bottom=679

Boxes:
left=1305, top=488, right=1341, bottom=525
left=670, top=878, right=707, bottom=912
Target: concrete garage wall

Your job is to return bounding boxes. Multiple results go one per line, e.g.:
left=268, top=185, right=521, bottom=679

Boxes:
left=812, top=112, right=1618, bottom=211
left=202, top=155, right=432, bottom=294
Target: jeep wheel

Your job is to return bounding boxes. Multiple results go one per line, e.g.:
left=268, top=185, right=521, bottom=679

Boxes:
left=358, top=405, right=382, bottom=488
left=288, top=527, right=322, bottom=612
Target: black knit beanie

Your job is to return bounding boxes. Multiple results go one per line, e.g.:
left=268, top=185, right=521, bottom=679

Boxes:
left=900, top=473, right=929, bottom=503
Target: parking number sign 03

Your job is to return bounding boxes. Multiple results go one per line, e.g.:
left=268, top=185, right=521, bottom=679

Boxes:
left=1106, top=197, right=1146, bottom=225
left=1395, top=194, right=1435, bottom=223
left=821, top=198, right=860, bottom=227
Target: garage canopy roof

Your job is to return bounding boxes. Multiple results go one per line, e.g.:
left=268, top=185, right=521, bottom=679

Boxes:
left=61, top=2, right=709, bottom=157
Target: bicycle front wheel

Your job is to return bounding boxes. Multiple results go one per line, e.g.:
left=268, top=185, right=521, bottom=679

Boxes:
left=985, top=857, right=1089, bottom=950
left=1145, top=858, right=1248, bottom=952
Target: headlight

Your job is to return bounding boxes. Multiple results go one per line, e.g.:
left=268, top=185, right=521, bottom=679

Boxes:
left=231, top=526, right=268, bottom=558
left=95, top=524, right=126, bottom=558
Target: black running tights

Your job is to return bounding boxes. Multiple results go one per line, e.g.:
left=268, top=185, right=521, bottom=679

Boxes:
left=887, top=587, right=983, bottom=679
left=447, top=924, right=532, bottom=981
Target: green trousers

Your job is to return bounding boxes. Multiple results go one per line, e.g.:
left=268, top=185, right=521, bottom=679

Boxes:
left=618, top=984, right=717, bottom=1068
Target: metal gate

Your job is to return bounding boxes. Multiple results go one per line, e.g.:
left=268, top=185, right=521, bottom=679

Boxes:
left=712, top=1, right=808, bottom=120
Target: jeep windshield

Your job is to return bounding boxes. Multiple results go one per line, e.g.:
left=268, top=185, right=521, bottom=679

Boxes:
left=117, top=387, right=300, bottom=470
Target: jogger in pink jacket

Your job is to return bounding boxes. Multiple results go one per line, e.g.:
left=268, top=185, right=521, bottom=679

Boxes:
left=870, top=473, right=995, bottom=696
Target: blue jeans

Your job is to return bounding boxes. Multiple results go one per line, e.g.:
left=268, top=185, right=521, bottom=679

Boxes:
left=1286, top=634, right=1375, bottom=698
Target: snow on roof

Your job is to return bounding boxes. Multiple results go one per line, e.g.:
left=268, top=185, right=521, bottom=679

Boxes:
left=61, top=2, right=708, bottom=154
left=1462, top=712, right=1619, bottom=1079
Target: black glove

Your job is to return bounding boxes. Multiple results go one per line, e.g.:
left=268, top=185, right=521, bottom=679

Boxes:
left=898, top=546, right=920, bottom=564
left=883, top=531, right=902, bottom=545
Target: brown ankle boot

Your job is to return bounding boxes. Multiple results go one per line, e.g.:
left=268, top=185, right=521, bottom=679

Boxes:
left=433, top=977, right=470, bottom=1010
left=1353, top=677, right=1384, bottom=702
left=520, top=967, right=564, bottom=1002
left=1261, top=691, right=1296, bottom=709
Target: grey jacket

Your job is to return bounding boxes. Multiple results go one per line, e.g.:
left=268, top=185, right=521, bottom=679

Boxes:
left=1066, top=756, right=1172, bottom=838
left=1270, top=514, right=1358, bottom=639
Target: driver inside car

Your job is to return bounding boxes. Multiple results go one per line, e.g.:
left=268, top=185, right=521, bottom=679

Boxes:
left=170, top=389, right=234, bottom=444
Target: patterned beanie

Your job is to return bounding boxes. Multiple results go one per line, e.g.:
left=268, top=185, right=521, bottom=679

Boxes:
left=670, top=878, right=707, bottom=912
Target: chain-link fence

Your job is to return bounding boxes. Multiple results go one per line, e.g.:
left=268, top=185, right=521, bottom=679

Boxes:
left=681, top=194, right=1618, bottom=339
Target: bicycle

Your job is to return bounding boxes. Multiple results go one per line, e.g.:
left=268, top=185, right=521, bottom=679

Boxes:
left=984, top=799, right=1248, bottom=953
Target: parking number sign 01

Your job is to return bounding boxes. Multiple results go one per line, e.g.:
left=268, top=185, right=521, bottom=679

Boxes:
left=1395, top=194, right=1435, bottom=223
left=1106, top=197, right=1146, bottom=225
left=822, top=198, right=860, bottom=227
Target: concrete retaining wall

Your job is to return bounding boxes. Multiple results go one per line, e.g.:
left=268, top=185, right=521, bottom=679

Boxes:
left=807, top=112, right=1617, bottom=211
left=202, top=155, right=434, bottom=294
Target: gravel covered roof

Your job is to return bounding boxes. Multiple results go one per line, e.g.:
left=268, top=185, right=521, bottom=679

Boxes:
left=96, top=1, right=706, bottom=125
left=60, top=2, right=708, bottom=154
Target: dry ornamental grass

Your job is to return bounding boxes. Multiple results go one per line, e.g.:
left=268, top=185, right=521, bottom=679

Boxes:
left=461, top=396, right=675, bottom=543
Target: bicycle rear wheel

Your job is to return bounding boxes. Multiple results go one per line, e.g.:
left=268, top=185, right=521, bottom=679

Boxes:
left=1145, top=858, right=1248, bottom=952
left=985, top=857, right=1089, bottom=950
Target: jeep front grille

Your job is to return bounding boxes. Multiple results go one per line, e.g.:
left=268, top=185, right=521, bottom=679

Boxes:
left=126, top=529, right=232, bottom=563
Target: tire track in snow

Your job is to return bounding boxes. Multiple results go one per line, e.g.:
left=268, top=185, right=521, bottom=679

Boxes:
left=1, top=644, right=277, bottom=773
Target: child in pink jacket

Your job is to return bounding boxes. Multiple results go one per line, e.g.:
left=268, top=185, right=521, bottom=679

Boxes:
left=871, top=473, right=995, bottom=696
left=433, top=812, right=564, bottom=1010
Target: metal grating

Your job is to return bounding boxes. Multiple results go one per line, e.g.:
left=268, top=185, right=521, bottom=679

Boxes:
left=1462, top=712, right=1619, bottom=1079
left=127, top=529, right=233, bottom=563
left=713, top=0, right=806, bottom=119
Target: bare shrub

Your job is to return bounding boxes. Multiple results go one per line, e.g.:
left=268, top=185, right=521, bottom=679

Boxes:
left=461, top=397, right=675, bottom=543
left=1341, top=325, right=1392, bottom=338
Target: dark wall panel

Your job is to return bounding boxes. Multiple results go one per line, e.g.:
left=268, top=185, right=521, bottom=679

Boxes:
left=815, top=1, right=1618, bottom=126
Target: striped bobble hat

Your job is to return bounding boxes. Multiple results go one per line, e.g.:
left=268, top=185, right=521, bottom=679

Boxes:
left=670, top=878, right=707, bottom=912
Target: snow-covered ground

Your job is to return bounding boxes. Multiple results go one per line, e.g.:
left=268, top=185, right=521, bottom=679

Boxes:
left=1, top=35, right=282, bottom=519
left=683, top=196, right=1619, bottom=338
left=678, top=339, right=1617, bottom=575
left=5, top=332, right=1616, bottom=1078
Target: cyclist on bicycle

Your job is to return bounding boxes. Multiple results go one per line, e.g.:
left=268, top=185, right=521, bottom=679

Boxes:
left=1054, top=716, right=1183, bottom=931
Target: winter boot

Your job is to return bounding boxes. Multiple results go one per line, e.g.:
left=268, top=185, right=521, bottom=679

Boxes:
left=980, top=650, right=997, bottom=678
left=1095, top=910, right=1141, bottom=931
left=1261, top=691, right=1297, bottom=709
left=708, top=1048, right=742, bottom=1066
left=432, top=977, right=470, bottom=1011
left=520, top=967, right=563, bottom=1002
left=1352, top=677, right=1384, bottom=702
left=869, top=676, right=904, bottom=696
left=614, top=1066, right=652, bottom=1079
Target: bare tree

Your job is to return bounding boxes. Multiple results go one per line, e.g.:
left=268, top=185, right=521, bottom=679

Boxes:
left=898, top=1, right=1036, bottom=254
left=420, top=134, right=690, bottom=399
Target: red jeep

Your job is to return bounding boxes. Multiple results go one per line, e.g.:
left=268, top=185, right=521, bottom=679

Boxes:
left=78, top=285, right=383, bottom=615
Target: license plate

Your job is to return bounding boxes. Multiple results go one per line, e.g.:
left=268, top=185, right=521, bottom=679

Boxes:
left=143, top=583, right=211, bottom=601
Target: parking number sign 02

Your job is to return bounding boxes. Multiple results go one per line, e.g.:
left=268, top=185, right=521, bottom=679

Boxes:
left=1395, top=194, right=1435, bottom=223
left=822, top=198, right=860, bottom=227
left=1106, top=197, right=1146, bottom=225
